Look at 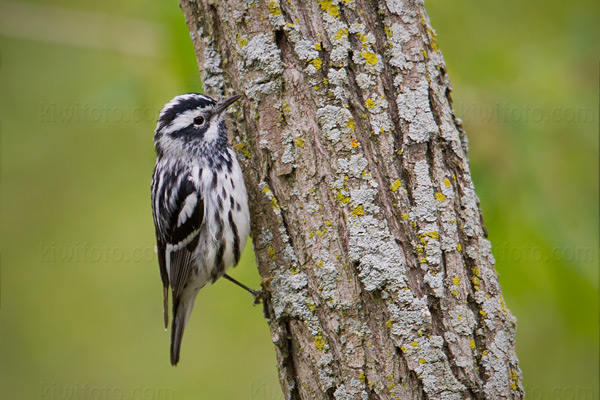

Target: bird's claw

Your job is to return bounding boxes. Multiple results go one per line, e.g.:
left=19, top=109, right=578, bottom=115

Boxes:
left=251, top=277, right=276, bottom=305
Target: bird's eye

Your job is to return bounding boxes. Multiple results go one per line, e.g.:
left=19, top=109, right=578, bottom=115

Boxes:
left=193, top=116, right=205, bottom=126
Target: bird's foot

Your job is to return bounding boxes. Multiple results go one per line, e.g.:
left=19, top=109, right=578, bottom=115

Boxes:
left=250, top=277, right=276, bottom=305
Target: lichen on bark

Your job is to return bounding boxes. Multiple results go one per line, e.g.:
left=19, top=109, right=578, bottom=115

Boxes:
left=180, top=0, right=523, bottom=399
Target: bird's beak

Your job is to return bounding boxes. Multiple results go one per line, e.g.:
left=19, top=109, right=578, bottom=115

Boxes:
left=214, top=94, right=242, bottom=115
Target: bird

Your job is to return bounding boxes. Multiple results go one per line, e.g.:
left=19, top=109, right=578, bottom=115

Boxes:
left=151, top=93, right=255, bottom=366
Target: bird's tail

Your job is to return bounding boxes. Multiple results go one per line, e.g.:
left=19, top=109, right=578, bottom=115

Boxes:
left=170, top=294, right=196, bottom=366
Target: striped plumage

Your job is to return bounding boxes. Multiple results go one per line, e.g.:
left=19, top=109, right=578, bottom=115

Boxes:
left=151, top=93, right=250, bottom=365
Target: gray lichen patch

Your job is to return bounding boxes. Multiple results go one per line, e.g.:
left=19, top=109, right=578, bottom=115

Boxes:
left=337, top=155, right=369, bottom=178
left=202, top=44, right=225, bottom=96
left=396, top=78, right=439, bottom=143
left=347, top=214, right=407, bottom=291
left=241, top=33, right=284, bottom=78
left=316, top=262, right=339, bottom=305
left=332, top=378, right=367, bottom=400
left=448, top=305, right=477, bottom=335
left=364, top=96, right=395, bottom=136
left=481, top=330, right=522, bottom=397
left=316, top=105, right=353, bottom=144
left=411, top=160, right=438, bottom=223
left=386, top=22, right=411, bottom=71
left=355, top=72, right=375, bottom=89
left=322, top=13, right=351, bottom=66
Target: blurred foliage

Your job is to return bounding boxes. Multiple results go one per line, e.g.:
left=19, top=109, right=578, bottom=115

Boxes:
left=0, top=0, right=597, bottom=399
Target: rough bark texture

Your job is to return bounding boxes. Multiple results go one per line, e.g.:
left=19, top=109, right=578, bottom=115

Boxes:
left=180, top=0, right=523, bottom=399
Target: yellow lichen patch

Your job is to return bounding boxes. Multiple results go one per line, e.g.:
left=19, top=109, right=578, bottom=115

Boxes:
left=384, top=26, right=392, bottom=39
left=237, top=33, right=248, bottom=48
left=323, top=77, right=329, bottom=85
left=457, top=314, right=462, bottom=320
left=346, top=118, right=355, bottom=131
left=402, top=213, right=409, bottom=221
left=334, top=28, right=348, bottom=41
left=351, top=139, right=359, bottom=148
left=385, top=320, right=392, bottom=328
left=315, top=42, right=322, bottom=51
left=309, top=231, right=315, bottom=239
left=411, top=341, right=419, bottom=347
left=268, top=0, right=282, bottom=15
left=311, top=57, right=323, bottom=70
left=472, top=266, right=480, bottom=276
left=469, top=339, right=476, bottom=349
left=452, top=276, right=460, bottom=286
left=365, top=98, right=375, bottom=109
left=335, top=191, right=350, bottom=204
left=295, top=137, right=305, bottom=148
left=456, top=243, right=462, bottom=252
left=359, top=373, right=366, bottom=383
left=318, top=0, right=339, bottom=18
left=267, top=245, right=276, bottom=260
left=510, top=369, right=519, bottom=389
left=479, top=310, right=487, bottom=317
left=443, top=178, right=451, bottom=187
left=426, top=231, right=439, bottom=239
left=390, top=179, right=402, bottom=192
left=434, top=192, right=446, bottom=202
left=307, top=299, right=316, bottom=312
left=352, top=205, right=364, bottom=217
left=234, top=142, right=251, bottom=158
left=325, top=220, right=332, bottom=226
left=360, top=51, right=378, bottom=65
left=314, top=331, right=326, bottom=350
left=500, top=295, right=508, bottom=313
left=418, top=358, right=426, bottom=364
left=271, top=197, right=280, bottom=210
left=317, top=228, right=327, bottom=237
left=452, top=290, right=458, bottom=296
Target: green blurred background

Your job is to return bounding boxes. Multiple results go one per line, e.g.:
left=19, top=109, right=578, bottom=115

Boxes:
left=0, top=0, right=597, bottom=399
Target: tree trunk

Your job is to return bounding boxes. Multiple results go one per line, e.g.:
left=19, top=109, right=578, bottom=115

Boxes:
left=180, top=0, right=523, bottom=398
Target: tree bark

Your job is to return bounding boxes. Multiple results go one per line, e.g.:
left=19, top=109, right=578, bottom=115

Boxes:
left=180, top=0, right=523, bottom=399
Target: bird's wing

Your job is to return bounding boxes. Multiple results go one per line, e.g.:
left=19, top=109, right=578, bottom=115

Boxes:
left=152, top=165, right=204, bottom=328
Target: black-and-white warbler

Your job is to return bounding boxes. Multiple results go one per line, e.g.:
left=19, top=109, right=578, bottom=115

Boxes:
left=151, top=93, right=254, bottom=366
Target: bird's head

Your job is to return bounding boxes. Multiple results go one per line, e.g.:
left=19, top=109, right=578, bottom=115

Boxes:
left=154, top=93, right=241, bottom=157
